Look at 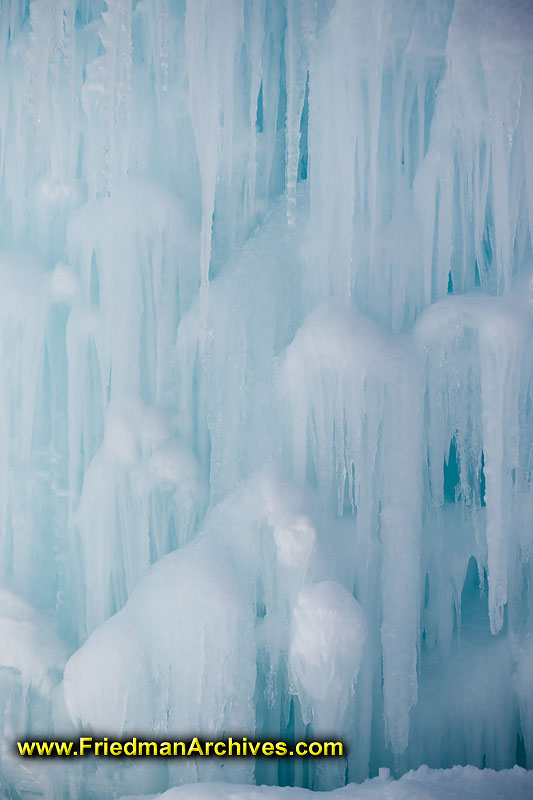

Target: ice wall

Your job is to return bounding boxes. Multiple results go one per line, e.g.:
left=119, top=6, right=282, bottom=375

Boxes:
left=0, top=0, right=532, bottom=798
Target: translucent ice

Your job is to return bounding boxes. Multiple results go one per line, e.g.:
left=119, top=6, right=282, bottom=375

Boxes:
left=0, top=0, right=533, bottom=798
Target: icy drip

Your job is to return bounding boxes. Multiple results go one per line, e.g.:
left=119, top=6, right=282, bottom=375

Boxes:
left=62, top=471, right=366, bottom=793
left=244, top=0, right=266, bottom=224
left=0, top=257, right=49, bottom=602
left=72, top=400, right=206, bottom=638
left=525, top=65, right=533, bottom=255
left=306, top=0, right=360, bottom=300
left=306, top=0, right=453, bottom=325
left=65, top=180, right=197, bottom=496
left=176, top=194, right=303, bottom=504
left=478, top=306, right=525, bottom=634
left=307, top=0, right=532, bottom=326
left=185, top=0, right=242, bottom=335
left=28, top=1, right=76, bottom=173
left=281, top=303, right=422, bottom=756
left=284, top=0, right=312, bottom=227
left=417, top=292, right=529, bottom=636
left=419, top=0, right=531, bottom=298
left=281, top=283, right=532, bottom=760
left=154, top=0, right=170, bottom=93
left=0, top=0, right=80, bottom=249
left=517, top=634, right=533, bottom=763
left=82, top=0, right=132, bottom=198
left=64, top=179, right=203, bottom=635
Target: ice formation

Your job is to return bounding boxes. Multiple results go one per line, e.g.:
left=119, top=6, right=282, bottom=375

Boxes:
left=0, top=0, right=533, bottom=798
left=118, top=765, right=533, bottom=800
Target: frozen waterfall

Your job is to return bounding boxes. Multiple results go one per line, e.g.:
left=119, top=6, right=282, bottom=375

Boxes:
left=0, top=0, right=533, bottom=798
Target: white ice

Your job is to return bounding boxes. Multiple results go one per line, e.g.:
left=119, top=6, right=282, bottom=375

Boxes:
left=0, top=0, right=532, bottom=798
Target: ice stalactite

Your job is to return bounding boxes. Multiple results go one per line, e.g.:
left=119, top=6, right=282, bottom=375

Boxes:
left=184, top=0, right=242, bottom=338
left=0, top=256, right=55, bottom=606
left=306, top=0, right=454, bottom=322
left=416, top=288, right=530, bottom=636
left=284, top=0, right=313, bottom=227
left=281, top=302, right=423, bottom=758
left=82, top=0, right=132, bottom=198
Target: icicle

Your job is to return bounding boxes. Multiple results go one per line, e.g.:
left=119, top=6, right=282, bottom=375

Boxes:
left=280, top=301, right=423, bottom=756
left=73, top=400, right=206, bottom=638
left=416, top=284, right=531, bottom=636
left=185, top=0, right=243, bottom=341
left=82, top=0, right=132, bottom=198
left=244, top=0, right=266, bottom=228
left=284, top=0, right=311, bottom=227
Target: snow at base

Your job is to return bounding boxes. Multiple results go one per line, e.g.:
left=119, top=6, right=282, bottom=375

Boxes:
left=120, top=766, right=533, bottom=800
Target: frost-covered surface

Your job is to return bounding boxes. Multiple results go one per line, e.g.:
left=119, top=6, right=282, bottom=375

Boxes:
left=1, top=0, right=533, bottom=799
left=120, top=766, right=533, bottom=800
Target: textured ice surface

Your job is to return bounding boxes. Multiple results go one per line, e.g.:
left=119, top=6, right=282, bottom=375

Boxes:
left=0, top=0, right=533, bottom=798
left=119, top=766, right=533, bottom=800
